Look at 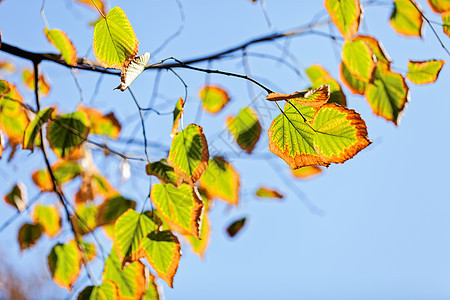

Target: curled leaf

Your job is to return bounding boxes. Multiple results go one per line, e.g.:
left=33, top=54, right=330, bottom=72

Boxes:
left=305, top=65, right=346, bottom=106
left=4, top=183, right=27, bottom=211
left=267, top=85, right=330, bottom=107
left=115, top=52, right=150, bottom=91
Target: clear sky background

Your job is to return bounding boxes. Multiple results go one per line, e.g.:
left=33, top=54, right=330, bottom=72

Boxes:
left=1, top=0, right=450, bottom=299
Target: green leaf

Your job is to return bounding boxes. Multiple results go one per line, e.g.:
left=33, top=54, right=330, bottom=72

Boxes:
left=226, top=107, right=261, bottom=154
left=255, top=187, right=283, bottom=199
left=0, top=84, right=30, bottom=145
left=170, top=97, right=184, bottom=138
left=364, top=62, right=409, bottom=125
left=23, top=107, right=54, bottom=150
left=150, top=183, right=203, bottom=237
left=113, top=209, right=159, bottom=263
left=93, top=7, right=139, bottom=70
left=407, top=60, right=445, bottom=84
left=340, top=62, right=368, bottom=95
left=427, top=0, right=450, bottom=13
left=324, top=0, right=361, bottom=40
left=390, top=0, right=423, bottom=37
left=47, top=111, right=89, bottom=158
left=146, top=159, right=179, bottom=185
left=198, top=85, right=230, bottom=113
left=140, top=230, right=181, bottom=288
left=18, top=223, right=43, bottom=251
left=44, top=28, right=77, bottom=66
left=354, top=35, right=391, bottom=65
left=305, top=65, right=347, bottom=106
left=73, top=203, right=99, bottom=235
left=32, top=161, right=82, bottom=191
left=4, top=183, right=26, bottom=211
left=168, top=124, right=209, bottom=183
left=0, top=79, right=10, bottom=98
left=199, top=156, right=240, bottom=205
left=97, top=195, right=136, bottom=227
left=443, top=11, right=450, bottom=37
left=185, top=208, right=210, bottom=258
left=32, top=204, right=61, bottom=237
left=226, top=217, right=247, bottom=238
left=78, top=280, right=119, bottom=300
left=48, top=241, right=81, bottom=291
left=342, top=39, right=376, bottom=83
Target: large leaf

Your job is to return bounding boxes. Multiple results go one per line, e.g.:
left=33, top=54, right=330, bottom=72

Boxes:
left=96, top=195, right=136, bottom=227
left=78, top=280, right=119, bottom=300
left=93, top=7, right=139, bottom=70
left=44, top=28, right=77, bottom=66
left=79, top=106, right=121, bottom=139
left=364, top=62, right=409, bottom=125
left=115, top=52, right=150, bottom=91
left=23, top=107, right=54, bottom=150
left=18, top=223, right=43, bottom=251
left=199, top=156, right=240, bottom=205
left=47, top=111, right=89, bottom=158
left=198, top=85, right=230, bottom=113
left=150, top=183, right=203, bottom=237
left=146, top=159, right=179, bottom=185
left=226, top=107, right=261, bottom=154
left=32, top=204, right=61, bottom=237
left=170, top=97, right=184, bottom=138
left=324, top=0, right=361, bottom=40
left=48, top=241, right=82, bottom=291
left=407, top=60, right=445, bottom=84
left=4, top=183, right=26, bottom=211
left=140, top=230, right=181, bottom=288
left=168, top=124, right=209, bottom=183
left=342, top=39, right=376, bottom=83
left=305, top=65, right=346, bottom=106
left=390, top=0, right=423, bottom=37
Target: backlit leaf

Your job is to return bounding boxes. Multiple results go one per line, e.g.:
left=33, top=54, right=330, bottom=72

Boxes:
left=150, top=183, right=203, bottom=237
left=305, top=65, right=347, bottom=106
left=443, top=11, right=450, bottom=36
left=76, top=173, right=116, bottom=204
left=226, top=107, right=261, bottom=154
left=23, top=107, right=54, bottom=151
left=4, top=183, right=26, bottom=211
left=266, top=85, right=330, bottom=107
left=168, top=124, right=209, bottom=184
left=0, top=79, right=10, bottom=97
left=143, top=273, right=161, bottom=300
left=93, top=7, right=139, bottom=70
left=75, top=0, right=106, bottom=15
left=354, top=35, right=391, bottom=65
left=79, top=106, right=121, bottom=139
left=22, top=69, right=51, bottom=96
left=79, top=240, right=97, bottom=262
left=32, top=204, right=61, bottom=237
left=170, top=97, right=184, bottom=138
left=140, top=230, right=181, bottom=288
left=427, top=0, right=450, bottom=12
left=364, top=62, right=409, bottom=125
left=0, top=84, right=30, bottom=145
left=226, top=217, right=246, bottom=238
left=390, top=0, right=423, bottom=37
left=97, top=195, right=136, bottom=227
left=292, top=165, right=323, bottom=179
left=73, top=204, right=98, bottom=235
left=115, top=52, right=150, bottom=91
left=18, top=223, right=43, bottom=251
left=255, top=187, right=283, bottom=199
left=78, top=280, right=119, bottom=300
left=185, top=208, right=210, bottom=258
left=324, top=0, right=361, bottom=40
left=198, top=85, right=230, bottom=113
left=48, top=241, right=81, bottom=291
left=342, top=39, right=376, bottom=83
left=44, top=28, right=77, bottom=66
left=47, top=111, right=89, bottom=158
left=407, top=60, right=445, bottom=84
left=340, top=62, right=368, bottom=95
left=146, top=159, right=179, bottom=185
left=32, top=161, right=82, bottom=192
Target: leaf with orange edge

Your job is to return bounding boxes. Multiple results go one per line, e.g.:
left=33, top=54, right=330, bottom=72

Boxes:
left=44, top=28, right=77, bottom=66
left=324, top=0, right=361, bottom=40
left=340, top=62, right=368, bottom=95
left=18, top=223, right=43, bottom=251
left=150, top=183, right=203, bottom=238
left=0, top=79, right=10, bottom=97
left=226, top=217, right=247, bottom=238
left=32, top=204, right=61, bottom=237
left=292, top=165, right=323, bottom=180
left=198, top=85, right=230, bottom=113
left=364, top=62, right=409, bottom=125
left=23, top=107, right=54, bottom=151
left=255, top=187, right=283, bottom=199
left=305, top=65, right=346, bottom=106
left=0, top=60, right=15, bottom=74
left=199, top=156, right=240, bottom=205
left=354, top=35, right=391, bottom=65
left=73, top=203, right=98, bottom=235
left=48, top=241, right=82, bottom=292
left=266, top=85, right=331, bottom=108
left=146, top=159, right=179, bottom=185
left=443, top=11, right=450, bottom=36
left=79, top=106, right=121, bottom=139
left=185, top=208, right=210, bottom=258
left=4, top=183, right=27, bottom=211
left=115, top=52, right=150, bottom=91
left=32, top=161, right=82, bottom=192
left=428, top=0, right=450, bottom=13
left=143, top=272, right=162, bottom=300
left=342, top=39, right=376, bottom=83
left=75, top=0, right=106, bottom=15
left=170, top=97, right=184, bottom=138
left=96, top=195, right=136, bottom=227
left=168, top=124, right=209, bottom=184
left=78, top=280, right=119, bottom=300
left=407, top=60, right=445, bottom=84
left=226, top=107, right=261, bottom=154
left=390, top=0, right=423, bottom=37
left=0, top=84, right=30, bottom=146
left=22, top=69, right=51, bottom=96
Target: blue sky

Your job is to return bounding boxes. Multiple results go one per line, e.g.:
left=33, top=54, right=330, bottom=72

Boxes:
left=1, top=0, right=450, bottom=299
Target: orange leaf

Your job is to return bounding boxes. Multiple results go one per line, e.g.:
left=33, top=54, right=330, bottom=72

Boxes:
left=292, top=166, right=323, bottom=180
left=266, top=85, right=330, bottom=108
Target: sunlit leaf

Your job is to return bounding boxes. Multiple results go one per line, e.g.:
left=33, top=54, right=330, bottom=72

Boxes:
left=443, top=11, right=450, bottom=37
left=340, top=62, right=368, bottom=95
left=407, top=60, right=445, bottom=84
left=22, top=69, right=51, bottom=96
left=48, top=241, right=81, bottom=291
left=266, top=85, right=330, bottom=108
left=18, top=223, right=43, bottom=251
left=198, top=85, right=230, bottom=113
left=199, top=156, right=240, bottom=205
left=97, top=195, right=136, bottom=227
left=73, top=203, right=98, bottom=235
left=354, top=35, right=391, bottom=65
left=168, top=124, right=209, bottom=184
left=170, top=97, right=184, bottom=138
left=292, top=165, right=323, bottom=180
left=79, top=240, right=97, bottom=262
left=75, top=0, right=106, bottom=15
left=390, top=0, right=423, bottom=37
left=324, top=0, right=361, bottom=40
left=143, top=273, right=161, bottom=300
left=185, top=208, right=210, bottom=258
left=47, top=111, right=89, bottom=158
left=226, top=107, right=261, bottom=154
left=23, top=107, right=54, bottom=150
left=365, top=62, right=409, bottom=125
left=32, top=161, right=82, bottom=192
left=226, top=217, right=246, bottom=238
left=0, top=79, right=10, bottom=97
left=32, top=204, right=61, bottom=237
left=305, top=65, right=346, bottom=106
left=78, top=280, right=119, bottom=300
left=0, top=84, right=30, bottom=145
left=93, top=7, right=139, bottom=70
left=146, top=159, right=179, bottom=185
left=44, top=28, right=77, bottom=66
left=427, top=0, right=450, bottom=12
left=342, top=39, right=376, bottom=83
left=150, top=183, right=203, bottom=237
left=255, top=187, right=283, bottom=199
left=76, top=173, right=116, bottom=204
left=79, top=106, right=121, bottom=139
left=4, top=183, right=27, bottom=211
left=115, top=52, right=150, bottom=91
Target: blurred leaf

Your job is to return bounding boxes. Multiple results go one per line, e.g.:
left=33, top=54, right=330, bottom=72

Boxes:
left=443, top=11, right=450, bottom=37
left=226, top=107, right=261, bottom=154
left=255, top=187, right=283, bottom=199
left=305, top=65, right=346, bottom=106
left=267, top=85, right=331, bottom=107
left=32, top=204, right=61, bottom=237
left=150, top=183, right=203, bottom=237
left=22, top=69, right=50, bottom=96
left=76, top=173, right=116, bottom=204
left=79, top=240, right=96, bottom=262
left=170, top=97, right=184, bottom=138
left=146, top=159, right=179, bottom=185
left=23, top=107, right=54, bottom=151
left=48, top=241, right=81, bottom=292
left=185, top=208, right=210, bottom=258
left=93, top=7, right=139, bottom=70
left=0, top=79, right=10, bottom=97
left=73, top=203, right=98, bottom=235
left=390, top=0, right=423, bottom=37
left=407, top=60, right=445, bottom=84
left=115, top=52, right=150, bottom=91
left=226, top=217, right=246, bottom=238
left=79, top=106, right=121, bottom=139
left=198, top=85, right=230, bottom=113
left=75, top=0, right=106, bottom=15
left=340, top=62, right=368, bottom=95
left=0, top=84, right=30, bottom=146
left=44, top=28, right=77, bottom=66
left=78, top=280, right=119, bottom=300
left=324, top=0, right=361, bottom=40
left=292, top=165, right=323, bottom=180
left=97, top=195, right=136, bottom=227
left=18, top=223, right=43, bottom=251
left=4, top=183, right=26, bottom=211
left=168, top=124, right=209, bottom=183
left=427, top=0, right=450, bottom=12
left=32, top=161, right=82, bottom=192
left=342, top=39, right=376, bottom=83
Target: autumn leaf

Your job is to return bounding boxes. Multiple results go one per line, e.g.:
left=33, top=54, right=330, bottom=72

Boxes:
left=115, top=52, right=150, bottom=91
left=354, top=35, right=391, bottom=65
left=32, top=161, right=82, bottom=191
left=18, top=223, right=43, bottom=251
left=427, top=0, right=450, bottom=13
left=4, top=183, right=27, bottom=211
left=407, top=60, right=445, bottom=84
left=44, top=28, right=77, bottom=66
left=266, top=85, right=330, bottom=107
left=324, top=0, right=361, bottom=40
left=75, top=0, right=106, bottom=15
left=198, top=85, right=230, bottom=113
left=79, top=106, right=121, bottom=139
left=32, top=204, right=61, bottom=237
left=443, top=11, right=450, bottom=37
left=340, top=62, right=368, bottom=95
left=226, top=107, right=261, bottom=154
left=342, top=39, right=376, bottom=83
left=226, top=217, right=247, bottom=238
left=96, top=195, right=136, bottom=227
left=170, top=97, right=184, bottom=138
left=146, top=159, right=179, bottom=185
left=22, top=69, right=51, bottom=96
left=48, top=241, right=82, bottom=291
left=305, top=65, right=347, bottom=106
left=292, top=165, right=323, bottom=180
left=185, top=208, right=210, bottom=258
left=23, top=107, right=54, bottom=151
left=78, top=280, right=119, bottom=300
left=255, top=187, right=283, bottom=199
left=390, top=0, right=423, bottom=37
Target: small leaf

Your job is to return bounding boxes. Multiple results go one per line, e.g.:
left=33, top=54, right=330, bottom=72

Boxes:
left=324, top=0, right=361, bottom=40
left=342, top=39, right=376, bottom=83
left=255, top=187, right=283, bottom=199
left=305, top=65, right=346, bottom=106
left=170, top=97, right=184, bottom=138
left=79, top=240, right=97, bottom=262
left=93, top=7, right=139, bottom=70
left=146, top=159, right=179, bottom=185
left=22, top=69, right=51, bottom=96
left=73, top=204, right=98, bottom=235
left=18, top=223, right=43, bottom=251
left=0, top=84, right=30, bottom=145
left=44, top=28, right=77, bottom=66
left=96, top=195, right=136, bottom=227
left=226, top=217, right=246, bottom=238
left=47, top=111, right=89, bottom=158
left=143, top=273, right=161, bottom=300
left=340, top=62, right=368, bottom=95
left=266, top=85, right=330, bottom=107
left=115, top=52, right=150, bottom=91
left=226, top=107, right=261, bottom=154
left=75, top=0, right=106, bottom=15
left=0, top=79, right=10, bottom=97
left=140, top=230, right=181, bottom=288
left=407, top=60, right=445, bottom=84
left=0, top=60, right=16, bottom=74
left=198, top=85, right=230, bottom=113
left=23, top=107, right=54, bottom=150
left=168, top=124, right=209, bottom=184
left=292, top=166, right=323, bottom=180
left=150, top=183, right=203, bottom=237
left=185, top=208, right=210, bottom=258
left=48, top=241, right=81, bottom=291
left=4, top=183, right=27, bottom=211
left=79, top=106, right=121, bottom=139
left=443, top=11, right=450, bottom=37
left=32, top=204, right=61, bottom=237
left=390, top=0, right=423, bottom=37
left=32, top=161, right=82, bottom=191
left=78, top=280, right=119, bottom=300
